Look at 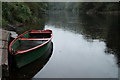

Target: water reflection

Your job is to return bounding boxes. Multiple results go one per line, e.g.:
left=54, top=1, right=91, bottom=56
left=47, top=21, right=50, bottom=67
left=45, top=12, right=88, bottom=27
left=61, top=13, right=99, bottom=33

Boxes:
left=47, top=11, right=120, bottom=64
left=34, top=11, right=119, bottom=78
left=105, top=16, right=120, bottom=66
left=8, top=42, right=53, bottom=79
left=78, top=14, right=120, bottom=66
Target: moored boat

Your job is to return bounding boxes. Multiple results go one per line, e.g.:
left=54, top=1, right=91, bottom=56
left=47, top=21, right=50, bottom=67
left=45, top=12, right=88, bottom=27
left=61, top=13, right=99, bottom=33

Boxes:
left=9, top=29, right=53, bottom=68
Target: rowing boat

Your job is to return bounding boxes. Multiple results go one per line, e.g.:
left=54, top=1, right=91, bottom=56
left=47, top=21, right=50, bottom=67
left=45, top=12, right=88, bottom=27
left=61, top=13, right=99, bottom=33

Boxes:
left=9, top=29, right=53, bottom=68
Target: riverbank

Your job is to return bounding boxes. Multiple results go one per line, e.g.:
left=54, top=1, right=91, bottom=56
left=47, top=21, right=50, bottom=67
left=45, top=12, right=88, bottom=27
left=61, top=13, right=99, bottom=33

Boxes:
left=0, top=28, right=18, bottom=79
left=0, top=28, right=10, bottom=79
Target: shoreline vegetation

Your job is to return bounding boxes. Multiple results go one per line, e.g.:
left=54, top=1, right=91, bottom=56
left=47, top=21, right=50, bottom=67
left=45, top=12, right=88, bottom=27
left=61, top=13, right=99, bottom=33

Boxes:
left=2, top=2, right=120, bottom=31
left=80, top=2, right=120, bottom=14
left=2, top=2, right=48, bottom=30
left=49, top=2, right=120, bottom=14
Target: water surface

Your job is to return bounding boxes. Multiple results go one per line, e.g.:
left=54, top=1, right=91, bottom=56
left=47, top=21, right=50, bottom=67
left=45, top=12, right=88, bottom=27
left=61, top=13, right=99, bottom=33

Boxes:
left=33, top=11, right=119, bottom=78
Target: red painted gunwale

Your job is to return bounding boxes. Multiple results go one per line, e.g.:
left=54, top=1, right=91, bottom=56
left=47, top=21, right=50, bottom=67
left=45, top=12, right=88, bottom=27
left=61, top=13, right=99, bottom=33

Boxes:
left=9, top=30, right=52, bottom=55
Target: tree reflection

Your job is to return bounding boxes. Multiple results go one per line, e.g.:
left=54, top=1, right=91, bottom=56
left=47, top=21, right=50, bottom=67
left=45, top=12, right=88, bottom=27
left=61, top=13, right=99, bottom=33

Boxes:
left=79, top=14, right=120, bottom=67
left=78, top=14, right=120, bottom=67
left=105, top=15, right=120, bottom=67
left=46, top=10, right=120, bottom=67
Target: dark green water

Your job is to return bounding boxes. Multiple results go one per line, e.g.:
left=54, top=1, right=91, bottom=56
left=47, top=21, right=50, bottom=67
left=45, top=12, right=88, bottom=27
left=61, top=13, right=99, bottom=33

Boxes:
left=33, top=11, right=120, bottom=78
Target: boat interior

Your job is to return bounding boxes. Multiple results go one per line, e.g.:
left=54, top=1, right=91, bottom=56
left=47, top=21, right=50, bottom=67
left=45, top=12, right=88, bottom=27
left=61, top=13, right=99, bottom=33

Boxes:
left=11, top=33, right=52, bottom=51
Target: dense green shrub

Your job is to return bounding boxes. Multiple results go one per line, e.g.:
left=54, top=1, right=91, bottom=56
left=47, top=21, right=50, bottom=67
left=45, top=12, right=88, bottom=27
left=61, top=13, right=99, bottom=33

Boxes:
left=2, top=2, right=48, bottom=27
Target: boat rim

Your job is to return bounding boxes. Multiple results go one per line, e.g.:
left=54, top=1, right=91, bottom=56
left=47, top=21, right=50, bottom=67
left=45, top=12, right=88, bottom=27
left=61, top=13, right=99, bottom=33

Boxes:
left=9, top=29, right=53, bottom=55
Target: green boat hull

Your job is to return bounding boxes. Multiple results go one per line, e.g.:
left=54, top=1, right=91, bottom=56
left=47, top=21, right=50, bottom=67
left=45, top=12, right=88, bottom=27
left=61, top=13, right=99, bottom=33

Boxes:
left=13, top=41, right=52, bottom=68
left=9, top=30, right=53, bottom=68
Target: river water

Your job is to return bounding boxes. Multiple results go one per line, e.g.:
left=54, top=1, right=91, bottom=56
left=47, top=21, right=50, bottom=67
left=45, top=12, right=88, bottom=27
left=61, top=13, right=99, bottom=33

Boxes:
left=32, top=11, right=119, bottom=78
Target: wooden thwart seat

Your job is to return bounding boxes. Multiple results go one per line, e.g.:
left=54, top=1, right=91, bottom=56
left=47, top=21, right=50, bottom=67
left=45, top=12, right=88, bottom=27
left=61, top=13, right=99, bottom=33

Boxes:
left=19, top=38, right=50, bottom=41
left=30, top=32, right=51, bottom=33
